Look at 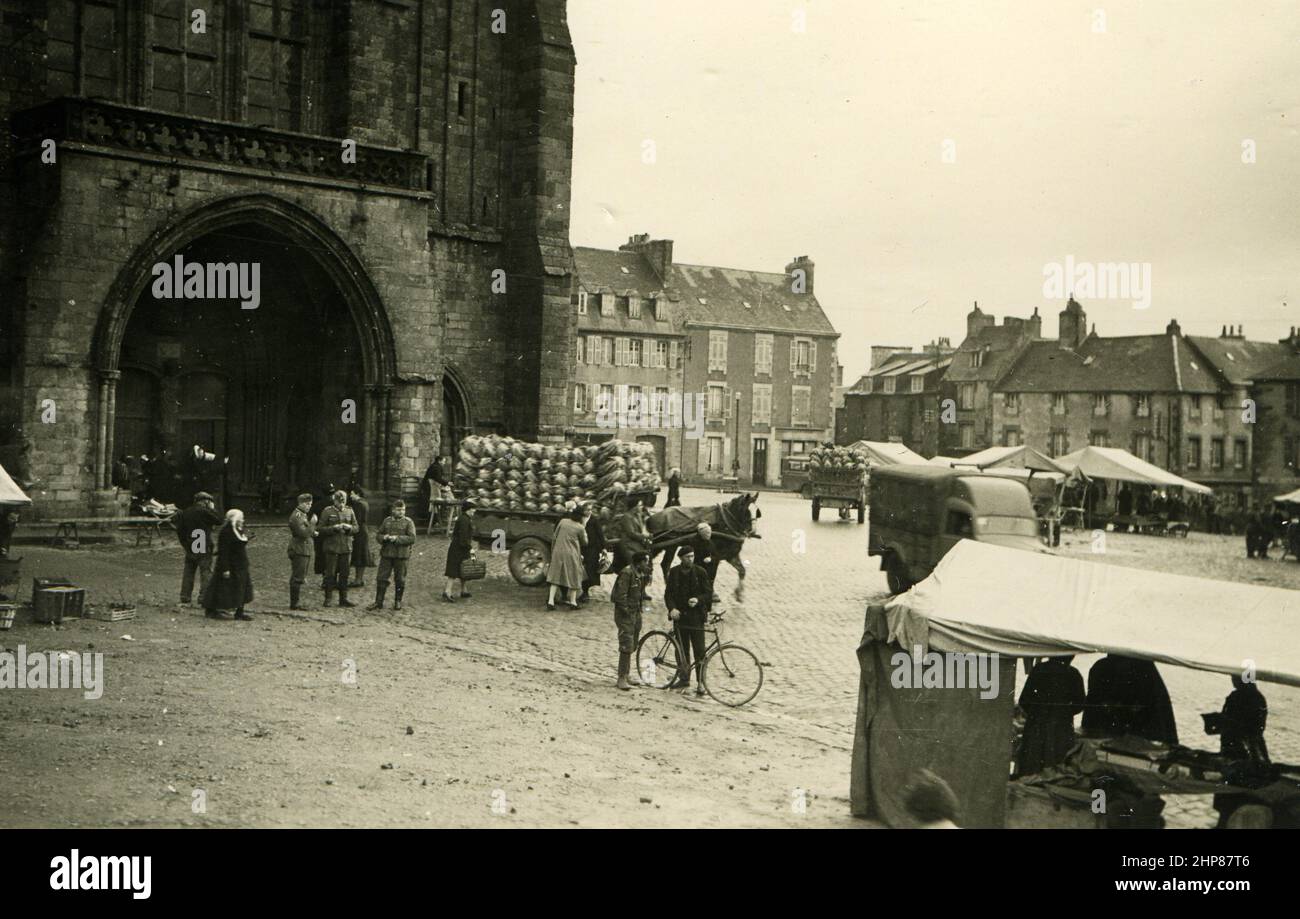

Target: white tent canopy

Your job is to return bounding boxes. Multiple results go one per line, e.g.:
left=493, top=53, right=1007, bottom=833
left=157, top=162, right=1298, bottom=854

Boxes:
left=927, top=455, right=959, bottom=467
left=951, top=444, right=1067, bottom=475
left=0, top=463, right=31, bottom=507
left=1056, top=445, right=1212, bottom=495
left=1275, top=488, right=1300, bottom=504
left=882, top=540, right=1300, bottom=687
left=847, top=441, right=929, bottom=467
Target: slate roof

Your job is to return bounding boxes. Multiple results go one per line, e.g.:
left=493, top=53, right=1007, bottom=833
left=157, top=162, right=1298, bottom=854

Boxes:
left=1185, top=336, right=1294, bottom=385
left=1252, top=352, right=1300, bottom=382
left=944, top=323, right=1038, bottom=383
left=573, top=246, right=839, bottom=338
left=997, top=335, right=1222, bottom=394
left=573, top=247, right=680, bottom=335
left=669, top=262, right=838, bottom=337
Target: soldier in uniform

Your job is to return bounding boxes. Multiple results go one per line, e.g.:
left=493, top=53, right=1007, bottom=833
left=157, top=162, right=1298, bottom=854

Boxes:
left=610, top=552, right=651, bottom=690
left=318, top=489, right=357, bottom=608
left=369, top=499, right=417, bottom=611
left=287, top=492, right=316, bottom=610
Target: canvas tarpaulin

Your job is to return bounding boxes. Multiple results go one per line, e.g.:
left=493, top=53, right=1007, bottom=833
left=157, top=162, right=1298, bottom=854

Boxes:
left=0, top=463, right=31, bottom=507
left=882, top=539, right=1300, bottom=687
left=952, top=444, right=1067, bottom=474
left=847, top=441, right=930, bottom=467
left=1055, top=445, right=1212, bottom=495
left=850, top=616, right=1017, bottom=828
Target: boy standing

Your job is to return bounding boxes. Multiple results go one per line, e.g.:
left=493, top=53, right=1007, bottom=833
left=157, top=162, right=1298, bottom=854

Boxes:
left=370, top=500, right=417, bottom=610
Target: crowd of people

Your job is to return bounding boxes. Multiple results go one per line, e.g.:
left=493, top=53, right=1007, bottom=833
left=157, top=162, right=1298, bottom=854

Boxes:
left=171, top=461, right=720, bottom=697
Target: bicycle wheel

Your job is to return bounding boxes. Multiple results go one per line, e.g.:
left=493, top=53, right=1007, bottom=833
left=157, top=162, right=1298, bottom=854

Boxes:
left=635, top=630, right=681, bottom=689
left=702, top=643, right=763, bottom=707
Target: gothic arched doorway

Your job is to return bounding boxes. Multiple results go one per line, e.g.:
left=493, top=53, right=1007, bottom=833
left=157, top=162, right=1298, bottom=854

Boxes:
left=96, top=196, right=396, bottom=508
left=442, top=370, right=471, bottom=460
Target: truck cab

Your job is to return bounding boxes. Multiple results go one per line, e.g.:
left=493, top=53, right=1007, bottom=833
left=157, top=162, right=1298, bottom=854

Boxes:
left=867, top=465, right=1044, bottom=593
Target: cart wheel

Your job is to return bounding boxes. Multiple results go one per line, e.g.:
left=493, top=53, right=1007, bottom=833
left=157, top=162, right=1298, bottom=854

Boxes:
left=812, top=498, right=821, bottom=522
left=507, top=536, right=550, bottom=587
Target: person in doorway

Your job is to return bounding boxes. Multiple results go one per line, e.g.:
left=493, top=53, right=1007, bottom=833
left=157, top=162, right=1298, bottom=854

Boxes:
left=665, top=467, right=682, bottom=507
left=286, top=492, right=316, bottom=610
left=318, top=489, right=357, bottom=608
left=175, top=491, right=221, bottom=607
left=611, top=552, right=651, bottom=690
left=370, top=499, right=417, bottom=611
left=201, top=508, right=255, bottom=621
left=664, top=545, right=712, bottom=695
left=546, top=505, right=589, bottom=610
left=347, top=486, right=374, bottom=588
left=1015, top=656, right=1086, bottom=776
left=442, top=499, right=477, bottom=602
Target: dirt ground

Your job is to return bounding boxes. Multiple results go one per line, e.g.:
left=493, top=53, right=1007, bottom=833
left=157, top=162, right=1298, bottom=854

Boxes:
left=0, top=520, right=862, bottom=828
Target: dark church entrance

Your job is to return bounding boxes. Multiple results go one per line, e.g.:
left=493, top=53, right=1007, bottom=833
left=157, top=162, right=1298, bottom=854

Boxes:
left=114, top=222, right=366, bottom=509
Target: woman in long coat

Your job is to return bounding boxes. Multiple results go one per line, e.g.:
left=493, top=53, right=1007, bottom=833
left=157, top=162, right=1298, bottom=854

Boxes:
left=442, top=500, right=477, bottom=603
left=579, top=505, right=607, bottom=604
left=547, top=506, right=589, bottom=611
left=201, top=509, right=255, bottom=621
left=348, top=487, right=375, bottom=587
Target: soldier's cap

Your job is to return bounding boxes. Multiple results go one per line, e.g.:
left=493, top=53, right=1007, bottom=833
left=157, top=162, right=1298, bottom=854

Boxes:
left=297, top=493, right=314, bottom=504
left=679, top=545, right=695, bottom=557
left=193, top=492, right=215, bottom=504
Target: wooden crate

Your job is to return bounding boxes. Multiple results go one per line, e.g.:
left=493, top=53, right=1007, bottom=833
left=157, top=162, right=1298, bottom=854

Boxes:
left=85, top=604, right=136, bottom=622
left=33, top=586, right=85, bottom=623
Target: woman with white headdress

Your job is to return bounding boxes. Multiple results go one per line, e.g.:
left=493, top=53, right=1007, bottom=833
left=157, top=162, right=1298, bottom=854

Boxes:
left=201, top=508, right=255, bottom=621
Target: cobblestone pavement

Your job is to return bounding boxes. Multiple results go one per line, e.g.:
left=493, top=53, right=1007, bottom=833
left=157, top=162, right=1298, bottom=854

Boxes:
left=6, top=486, right=1298, bottom=828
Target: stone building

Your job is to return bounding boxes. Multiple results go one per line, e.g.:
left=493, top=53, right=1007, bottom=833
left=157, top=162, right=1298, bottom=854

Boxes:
left=838, top=339, right=954, bottom=456
left=0, top=0, right=576, bottom=517
left=570, top=236, right=839, bottom=487
left=570, top=240, right=687, bottom=475
left=993, top=314, right=1255, bottom=501
left=939, top=302, right=1042, bottom=455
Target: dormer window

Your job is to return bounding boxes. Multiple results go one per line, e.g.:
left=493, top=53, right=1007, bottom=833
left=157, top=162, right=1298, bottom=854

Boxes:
left=600, top=294, right=614, bottom=317
left=653, top=298, right=666, bottom=321
left=628, top=296, right=641, bottom=319
left=577, top=291, right=588, bottom=315
left=970, top=350, right=984, bottom=368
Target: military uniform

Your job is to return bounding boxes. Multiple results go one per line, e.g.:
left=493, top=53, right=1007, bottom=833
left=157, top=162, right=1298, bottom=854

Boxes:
left=318, top=503, right=358, bottom=605
left=287, top=507, right=316, bottom=609
left=373, top=514, right=417, bottom=609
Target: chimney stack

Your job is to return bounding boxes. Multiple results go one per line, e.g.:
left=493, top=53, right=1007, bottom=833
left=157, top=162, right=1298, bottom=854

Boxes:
left=619, top=233, right=675, bottom=282
left=966, top=302, right=994, bottom=339
left=1058, top=297, right=1087, bottom=349
left=1166, top=318, right=1182, bottom=337
left=785, top=255, right=815, bottom=295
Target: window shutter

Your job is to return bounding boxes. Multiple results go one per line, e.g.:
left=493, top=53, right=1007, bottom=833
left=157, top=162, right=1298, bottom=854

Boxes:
left=724, top=385, right=733, bottom=418
left=669, top=341, right=679, bottom=370
left=722, top=436, right=731, bottom=473
left=809, top=341, right=817, bottom=372
left=698, top=437, right=710, bottom=474
left=790, top=340, right=797, bottom=371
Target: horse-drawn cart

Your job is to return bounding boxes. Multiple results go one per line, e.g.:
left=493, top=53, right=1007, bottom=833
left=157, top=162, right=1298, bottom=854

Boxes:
left=801, top=467, right=867, bottom=523
left=472, top=487, right=658, bottom=587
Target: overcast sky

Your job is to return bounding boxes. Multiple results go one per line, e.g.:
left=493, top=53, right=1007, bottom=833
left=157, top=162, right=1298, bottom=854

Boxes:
left=567, top=0, right=1300, bottom=379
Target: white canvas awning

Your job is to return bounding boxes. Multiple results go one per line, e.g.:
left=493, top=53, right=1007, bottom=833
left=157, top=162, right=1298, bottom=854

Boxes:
left=847, top=441, right=929, bottom=466
left=1056, top=445, right=1211, bottom=495
left=951, top=444, right=1067, bottom=475
left=881, top=540, right=1300, bottom=686
left=0, top=463, right=31, bottom=507
left=1275, top=488, right=1300, bottom=504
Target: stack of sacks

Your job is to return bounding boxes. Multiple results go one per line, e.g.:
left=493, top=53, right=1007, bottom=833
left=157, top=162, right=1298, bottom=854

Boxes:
left=453, top=436, right=660, bottom=512
left=806, top=443, right=867, bottom=472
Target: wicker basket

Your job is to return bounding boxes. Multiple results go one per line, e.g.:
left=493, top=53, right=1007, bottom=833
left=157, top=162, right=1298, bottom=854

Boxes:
left=459, top=558, right=487, bottom=581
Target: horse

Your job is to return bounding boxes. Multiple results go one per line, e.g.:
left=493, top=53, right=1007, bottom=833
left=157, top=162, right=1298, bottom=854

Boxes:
left=607, top=492, right=762, bottom=601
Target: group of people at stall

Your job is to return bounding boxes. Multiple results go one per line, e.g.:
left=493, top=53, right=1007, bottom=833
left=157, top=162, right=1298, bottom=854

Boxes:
left=1015, top=653, right=1272, bottom=826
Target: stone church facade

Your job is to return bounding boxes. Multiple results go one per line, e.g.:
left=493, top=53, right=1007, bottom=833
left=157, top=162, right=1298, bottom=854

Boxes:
left=0, top=0, right=576, bottom=517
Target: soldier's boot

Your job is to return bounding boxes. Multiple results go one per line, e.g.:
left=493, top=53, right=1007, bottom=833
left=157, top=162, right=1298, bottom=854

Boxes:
left=393, top=585, right=404, bottom=611
left=338, top=587, right=355, bottom=608
left=367, top=584, right=387, bottom=611
left=289, top=583, right=301, bottom=610
left=323, top=589, right=334, bottom=608
left=616, top=652, right=633, bottom=691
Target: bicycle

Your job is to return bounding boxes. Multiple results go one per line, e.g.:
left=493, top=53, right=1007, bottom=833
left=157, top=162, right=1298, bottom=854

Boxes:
left=635, top=608, right=764, bottom=707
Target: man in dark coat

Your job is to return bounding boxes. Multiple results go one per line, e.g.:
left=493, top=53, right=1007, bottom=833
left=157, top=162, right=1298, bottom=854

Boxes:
left=580, top=505, right=608, bottom=604
left=665, top=545, right=713, bottom=694
left=175, top=491, right=221, bottom=606
left=1082, top=655, right=1178, bottom=745
left=678, top=522, right=720, bottom=587
left=1016, top=656, right=1086, bottom=776
left=665, top=468, right=682, bottom=507
left=318, top=489, right=357, bottom=608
